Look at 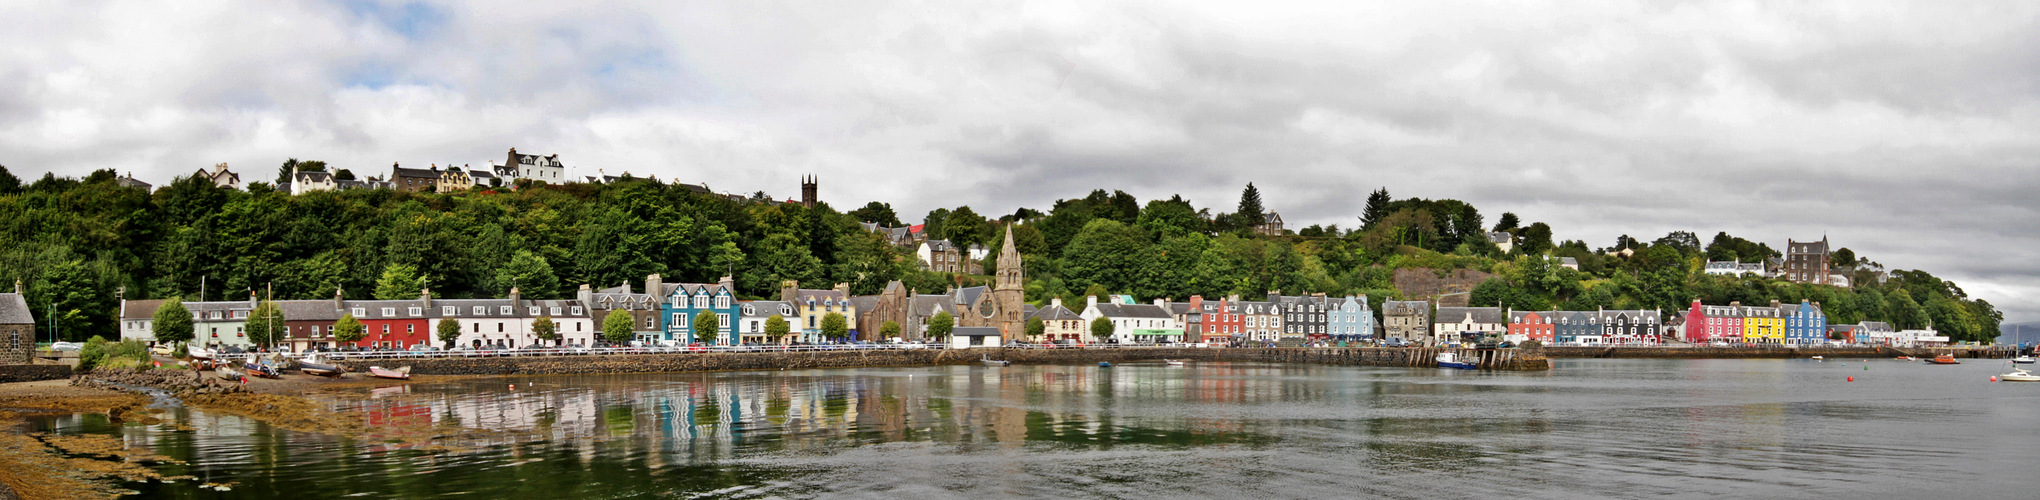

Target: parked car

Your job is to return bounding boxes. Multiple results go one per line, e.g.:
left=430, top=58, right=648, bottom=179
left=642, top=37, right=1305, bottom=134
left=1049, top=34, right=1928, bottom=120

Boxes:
left=1382, top=337, right=1410, bottom=348
left=48, top=342, right=83, bottom=352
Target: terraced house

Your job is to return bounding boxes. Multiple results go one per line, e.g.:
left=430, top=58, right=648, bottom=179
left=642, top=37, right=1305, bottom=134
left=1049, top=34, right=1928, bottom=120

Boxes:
left=1507, top=310, right=1554, bottom=344
left=1741, top=301, right=1785, bottom=345
left=1078, top=295, right=1181, bottom=343
left=660, top=276, right=740, bottom=345
left=780, top=282, right=857, bottom=343
left=1327, top=295, right=1375, bottom=341
left=1433, top=307, right=1505, bottom=346
left=1781, top=299, right=1827, bottom=346
left=1382, top=300, right=1431, bottom=345
left=1598, top=309, right=1662, bottom=345
left=1274, top=294, right=1328, bottom=341
left=579, top=277, right=664, bottom=344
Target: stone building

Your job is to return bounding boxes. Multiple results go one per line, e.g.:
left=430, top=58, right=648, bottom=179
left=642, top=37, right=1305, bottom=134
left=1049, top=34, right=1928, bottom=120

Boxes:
left=1784, top=237, right=1831, bottom=285
left=1382, top=300, right=1431, bottom=345
left=917, top=240, right=967, bottom=273
left=1, top=282, right=34, bottom=364
left=989, top=228, right=1026, bottom=336
left=389, top=163, right=440, bottom=193
left=1027, top=298, right=1084, bottom=342
left=579, top=278, right=664, bottom=345
left=800, top=175, right=818, bottom=208
left=1257, top=213, right=1284, bottom=236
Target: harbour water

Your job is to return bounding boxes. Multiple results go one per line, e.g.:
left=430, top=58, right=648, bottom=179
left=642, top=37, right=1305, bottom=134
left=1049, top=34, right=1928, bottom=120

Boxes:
left=30, top=358, right=2039, bottom=498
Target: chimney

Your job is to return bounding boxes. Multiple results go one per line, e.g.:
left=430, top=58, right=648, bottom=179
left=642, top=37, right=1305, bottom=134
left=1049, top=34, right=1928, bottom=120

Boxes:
left=1051, top=297, right=1063, bottom=309
left=576, top=284, right=593, bottom=306
left=1086, top=294, right=1098, bottom=310
left=249, top=290, right=258, bottom=308
left=1770, top=299, right=1781, bottom=309
left=334, top=287, right=344, bottom=310
left=1154, top=298, right=1166, bottom=308
left=780, top=280, right=799, bottom=302
left=1227, top=294, right=1240, bottom=302
left=12, top=279, right=20, bottom=295
left=509, top=286, right=521, bottom=304
left=646, top=273, right=664, bottom=298
left=420, top=287, right=432, bottom=304
left=833, top=282, right=850, bottom=297
left=1729, top=301, right=1741, bottom=307
left=719, top=274, right=736, bottom=292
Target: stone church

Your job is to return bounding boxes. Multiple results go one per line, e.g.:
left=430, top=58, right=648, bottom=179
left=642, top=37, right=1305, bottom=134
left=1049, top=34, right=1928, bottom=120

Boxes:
left=858, top=226, right=1026, bottom=340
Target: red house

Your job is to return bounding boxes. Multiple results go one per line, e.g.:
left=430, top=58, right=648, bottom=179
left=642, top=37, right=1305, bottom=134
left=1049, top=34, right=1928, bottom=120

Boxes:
left=1507, top=310, right=1554, bottom=343
left=1199, top=296, right=1243, bottom=342
left=345, top=297, right=433, bottom=349
left=1683, top=299, right=1746, bottom=344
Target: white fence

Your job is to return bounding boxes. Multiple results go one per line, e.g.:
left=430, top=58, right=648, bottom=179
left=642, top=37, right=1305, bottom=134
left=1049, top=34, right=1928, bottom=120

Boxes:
left=203, top=342, right=1247, bottom=362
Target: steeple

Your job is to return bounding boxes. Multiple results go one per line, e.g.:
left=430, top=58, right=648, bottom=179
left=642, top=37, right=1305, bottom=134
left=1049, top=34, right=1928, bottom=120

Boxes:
left=995, top=224, right=1022, bottom=291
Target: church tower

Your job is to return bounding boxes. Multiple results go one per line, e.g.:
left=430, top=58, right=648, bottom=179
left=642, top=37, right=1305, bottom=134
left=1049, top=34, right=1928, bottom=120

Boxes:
left=992, top=225, right=1026, bottom=336
left=800, top=175, right=818, bottom=208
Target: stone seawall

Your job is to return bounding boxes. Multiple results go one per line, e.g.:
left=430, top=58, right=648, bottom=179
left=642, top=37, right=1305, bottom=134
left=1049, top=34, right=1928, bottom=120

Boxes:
left=71, top=368, right=248, bottom=396
left=330, top=347, right=1551, bottom=376
left=0, top=364, right=71, bottom=383
left=1543, top=346, right=1994, bottom=359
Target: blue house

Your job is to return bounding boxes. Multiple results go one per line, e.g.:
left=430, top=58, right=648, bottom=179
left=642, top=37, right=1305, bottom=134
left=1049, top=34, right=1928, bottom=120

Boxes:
left=1782, top=300, right=1827, bottom=346
left=1327, top=295, right=1375, bottom=341
left=658, top=277, right=740, bottom=345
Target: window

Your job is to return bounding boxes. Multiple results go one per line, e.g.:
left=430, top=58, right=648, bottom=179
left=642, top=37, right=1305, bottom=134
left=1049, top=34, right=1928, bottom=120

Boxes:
left=473, top=323, right=480, bottom=332
left=529, top=306, right=540, bottom=315
left=576, top=322, right=583, bottom=332
left=549, top=307, right=561, bottom=316
left=409, top=307, right=422, bottom=316
left=644, top=316, right=654, bottom=328
left=716, top=296, right=730, bottom=308
left=501, top=306, right=513, bottom=315
left=671, top=313, right=682, bottom=326
left=382, top=308, right=396, bottom=316
left=695, top=296, right=708, bottom=308
left=406, top=324, right=415, bottom=334
left=444, top=306, right=456, bottom=316
left=381, top=325, right=390, bottom=334
left=571, top=306, right=583, bottom=315
left=497, top=323, right=504, bottom=332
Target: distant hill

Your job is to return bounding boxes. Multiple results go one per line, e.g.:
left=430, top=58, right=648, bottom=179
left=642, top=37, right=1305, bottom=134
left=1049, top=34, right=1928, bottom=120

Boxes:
left=1998, top=322, right=2040, bottom=346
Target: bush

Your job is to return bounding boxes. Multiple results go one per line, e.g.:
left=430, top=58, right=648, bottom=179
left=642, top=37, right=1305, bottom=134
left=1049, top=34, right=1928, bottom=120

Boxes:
left=1519, top=339, right=1543, bottom=349
left=79, top=336, right=153, bottom=372
left=172, top=343, right=189, bottom=358
left=78, top=336, right=111, bottom=371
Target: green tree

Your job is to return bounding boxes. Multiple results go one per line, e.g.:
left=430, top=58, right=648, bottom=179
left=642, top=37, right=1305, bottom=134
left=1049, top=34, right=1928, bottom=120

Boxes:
left=437, top=317, right=462, bottom=348
left=1235, top=183, right=1266, bottom=232
left=881, top=320, right=902, bottom=339
left=942, top=206, right=990, bottom=250
left=765, top=314, right=791, bottom=342
left=1518, top=222, right=1555, bottom=255
left=333, top=314, right=365, bottom=345
left=927, top=311, right=954, bottom=341
left=602, top=309, right=635, bottom=345
left=849, top=201, right=903, bottom=227
left=1359, top=187, right=1391, bottom=230
left=821, top=312, right=847, bottom=341
left=1063, top=219, right=1146, bottom=293
left=1492, top=212, right=1521, bottom=233
left=243, top=301, right=286, bottom=349
left=533, top=316, right=558, bottom=344
left=1025, top=317, right=1045, bottom=339
left=693, top=310, right=721, bottom=344
left=1090, top=317, right=1115, bottom=342
left=374, top=263, right=427, bottom=300
left=495, top=250, right=560, bottom=298
left=151, top=297, right=194, bottom=345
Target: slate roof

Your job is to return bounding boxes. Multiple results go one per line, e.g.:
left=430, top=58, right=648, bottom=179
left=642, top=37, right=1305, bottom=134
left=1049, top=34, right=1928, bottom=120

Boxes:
left=0, top=294, right=32, bottom=324
left=849, top=296, right=880, bottom=315
left=788, top=288, right=848, bottom=304
left=911, top=295, right=951, bottom=316
left=275, top=300, right=341, bottom=321
left=1436, top=307, right=1505, bottom=324
left=1559, top=257, right=1579, bottom=267
left=925, top=240, right=956, bottom=252
left=294, top=170, right=333, bottom=183
left=1383, top=300, right=1430, bottom=317
left=952, top=327, right=1001, bottom=337
left=1028, top=303, right=1082, bottom=321
left=429, top=299, right=520, bottom=318
left=122, top=299, right=166, bottom=320
left=1858, top=321, right=1894, bottom=332
left=741, top=301, right=797, bottom=319
left=1090, top=302, right=1171, bottom=319
left=952, top=286, right=986, bottom=306
left=1488, top=231, right=1513, bottom=244
left=344, top=300, right=432, bottom=320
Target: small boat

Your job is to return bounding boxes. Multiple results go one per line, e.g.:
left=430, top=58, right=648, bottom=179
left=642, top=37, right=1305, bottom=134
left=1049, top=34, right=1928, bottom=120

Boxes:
left=187, top=346, right=213, bottom=360
left=1098, top=362, right=1113, bottom=368
left=1894, top=356, right=1915, bottom=361
left=2013, top=356, right=2035, bottom=364
left=2000, top=368, right=2040, bottom=382
left=368, top=366, right=412, bottom=380
left=980, top=354, right=1010, bottom=367
left=242, top=361, right=279, bottom=379
left=299, top=360, right=346, bottom=377
left=1924, top=354, right=1960, bottom=365
left=1436, top=352, right=1477, bottom=370
left=1810, top=356, right=1824, bottom=361
left=1163, top=359, right=1187, bottom=366
left=215, top=366, right=243, bottom=381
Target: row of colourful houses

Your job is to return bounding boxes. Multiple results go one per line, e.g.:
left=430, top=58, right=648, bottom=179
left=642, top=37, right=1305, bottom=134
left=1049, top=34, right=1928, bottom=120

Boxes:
left=1674, top=299, right=1828, bottom=346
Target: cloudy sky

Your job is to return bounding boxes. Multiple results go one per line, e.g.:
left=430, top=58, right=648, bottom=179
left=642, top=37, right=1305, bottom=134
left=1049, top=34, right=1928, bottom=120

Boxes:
left=4, top=1, right=2036, bottom=321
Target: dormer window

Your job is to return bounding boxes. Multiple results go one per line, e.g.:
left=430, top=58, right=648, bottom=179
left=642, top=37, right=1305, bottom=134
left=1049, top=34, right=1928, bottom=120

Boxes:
left=715, top=296, right=730, bottom=308
left=500, top=306, right=513, bottom=315
left=474, top=306, right=486, bottom=315
left=408, top=307, right=422, bottom=316
left=571, top=306, right=583, bottom=315
left=382, top=308, right=396, bottom=316
left=549, top=306, right=561, bottom=316
left=529, top=306, right=541, bottom=315
left=743, top=305, right=755, bottom=315
left=444, top=306, right=456, bottom=316
left=351, top=307, right=365, bottom=317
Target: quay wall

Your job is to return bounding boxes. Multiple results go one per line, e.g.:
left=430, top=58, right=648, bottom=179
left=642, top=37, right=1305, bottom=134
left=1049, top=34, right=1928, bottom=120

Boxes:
left=0, top=364, right=72, bottom=383
left=331, top=347, right=1551, bottom=376
left=1542, top=346, right=2002, bottom=359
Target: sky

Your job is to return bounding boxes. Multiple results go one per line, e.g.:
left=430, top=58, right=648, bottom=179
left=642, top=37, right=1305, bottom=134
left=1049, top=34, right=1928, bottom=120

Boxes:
left=3, top=1, right=2036, bottom=322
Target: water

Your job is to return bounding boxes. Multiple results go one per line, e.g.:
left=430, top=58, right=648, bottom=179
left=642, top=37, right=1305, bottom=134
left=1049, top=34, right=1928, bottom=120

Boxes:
left=28, top=359, right=2039, bottom=498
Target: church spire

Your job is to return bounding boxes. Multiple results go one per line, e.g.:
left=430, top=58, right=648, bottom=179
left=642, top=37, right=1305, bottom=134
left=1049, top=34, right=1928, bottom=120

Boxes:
left=995, top=224, right=1023, bottom=291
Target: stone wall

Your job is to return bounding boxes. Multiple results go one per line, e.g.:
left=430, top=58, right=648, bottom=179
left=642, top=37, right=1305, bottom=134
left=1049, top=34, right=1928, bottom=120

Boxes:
left=1542, top=346, right=1991, bottom=359
left=1392, top=268, right=1493, bottom=306
left=329, top=346, right=1552, bottom=376
left=71, top=368, right=248, bottom=396
left=0, top=325, right=32, bottom=365
left=0, top=364, right=70, bottom=383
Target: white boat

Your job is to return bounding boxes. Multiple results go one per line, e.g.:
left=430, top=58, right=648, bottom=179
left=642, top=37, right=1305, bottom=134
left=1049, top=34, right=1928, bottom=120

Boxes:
left=187, top=345, right=213, bottom=360
left=1436, top=352, right=1477, bottom=370
left=980, top=354, right=1010, bottom=367
left=1163, top=359, right=1187, bottom=366
left=2013, top=356, right=2035, bottom=364
left=1810, top=356, right=1824, bottom=361
left=2000, top=367, right=2040, bottom=382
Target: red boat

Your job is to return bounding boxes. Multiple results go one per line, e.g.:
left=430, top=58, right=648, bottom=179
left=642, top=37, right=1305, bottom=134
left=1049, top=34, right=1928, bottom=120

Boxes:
left=1924, top=354, right=1959, bottom=365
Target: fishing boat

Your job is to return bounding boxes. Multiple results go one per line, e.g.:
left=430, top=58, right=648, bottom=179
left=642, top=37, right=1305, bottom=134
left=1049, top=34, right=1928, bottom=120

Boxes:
left=242, top=361, right=280, bottom=379
left=1924, top=354, right=1960, bottom=365
left=2000, top=367, right=2040, bottom=382
left=980, top=354, right=1010, bottom=367
left=368, top=366, right=411, bottom=380
left=2013, top=355, right=2035, bottom=364
left=214, top=366, right=243, bottom=381
left=1163, top=359, right=1187, bottom=366
left=1436, top=351, right=1477, bottom=370
left=1098, top=362, right=1113, bottom=368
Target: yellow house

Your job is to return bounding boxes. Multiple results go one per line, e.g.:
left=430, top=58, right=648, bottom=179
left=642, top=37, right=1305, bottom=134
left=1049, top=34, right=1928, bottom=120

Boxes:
left=1742, top=302, right=1785, bottom=344
left=780, top=281, right=856, bottom=343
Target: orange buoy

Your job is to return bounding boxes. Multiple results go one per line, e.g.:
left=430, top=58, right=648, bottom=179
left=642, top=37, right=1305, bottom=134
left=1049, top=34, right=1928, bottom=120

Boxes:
left=1990, top=376, right=1998, bottom=382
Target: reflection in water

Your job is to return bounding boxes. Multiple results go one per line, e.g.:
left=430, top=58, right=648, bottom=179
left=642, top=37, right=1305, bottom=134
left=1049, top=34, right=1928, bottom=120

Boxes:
left=27, top=359, right=2040, bottom=498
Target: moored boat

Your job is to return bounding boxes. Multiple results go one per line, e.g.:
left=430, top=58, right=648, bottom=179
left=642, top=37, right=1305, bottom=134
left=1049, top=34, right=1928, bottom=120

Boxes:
left=1436, top=352, right=1477, bottom=370
left=1163, top=359, right=1187, bottom=366
left=2000, top=368, right=2040, bottom=382
left=215, top=366, right=243, bottom=381
left=1098, top=362, right=1113, bottom=368
left=980, top=354, right=1010, bottom=367
left=300, top=360, right=345, bottom=377
left=368, top=366, right=411, bottom=380
left=2013, top=355, right=2035, bottom=364
left=1924, top=354, right=1960, bottom=365
left=1894, top=356, right=1915, bottom=361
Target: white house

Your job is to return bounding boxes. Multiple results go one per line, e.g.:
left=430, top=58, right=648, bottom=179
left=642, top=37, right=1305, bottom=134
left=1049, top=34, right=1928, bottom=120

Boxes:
left=119, top=299, right=164, bottom=343
left=506, top=148, right=566, bottom=184
left=1432, top=307, right=1505, bottom=346
left=290, top=167, right=336, bottom=195
left=1077, top=295, right=1183, bottom=343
